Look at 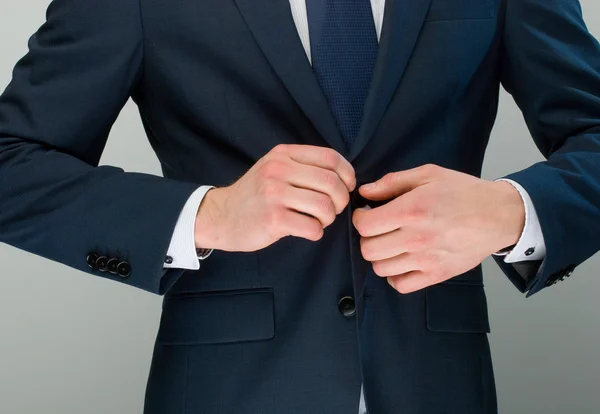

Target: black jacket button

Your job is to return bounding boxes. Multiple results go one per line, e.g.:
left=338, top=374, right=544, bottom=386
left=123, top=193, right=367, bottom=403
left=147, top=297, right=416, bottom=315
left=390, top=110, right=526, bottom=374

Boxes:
left=106, top=258, right=120, bottom=274
left=338, top=296, right=356, bottom=317
left=95, top=256, right=109, bottom=272
left=86, top=253, right=99, bottom=268
left=117, top=261, right=131, bottom=278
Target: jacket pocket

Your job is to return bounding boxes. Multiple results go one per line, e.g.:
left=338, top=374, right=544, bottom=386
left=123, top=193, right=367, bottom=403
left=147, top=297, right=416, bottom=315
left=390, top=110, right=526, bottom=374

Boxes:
left=426, top=283, right=490, bottom=333
left=425, top=0, right=497, bottom=22
left=157, top=288, right=275, bottom=345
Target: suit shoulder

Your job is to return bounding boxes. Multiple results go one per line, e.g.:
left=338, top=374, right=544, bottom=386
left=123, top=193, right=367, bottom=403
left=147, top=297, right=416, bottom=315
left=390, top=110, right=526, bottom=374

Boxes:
left=41, top=0, right=142, bottom=39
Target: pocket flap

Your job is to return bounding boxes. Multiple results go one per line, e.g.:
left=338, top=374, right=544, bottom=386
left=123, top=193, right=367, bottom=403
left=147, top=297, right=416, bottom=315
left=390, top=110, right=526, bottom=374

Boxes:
left=157, top=288, right=275, bottom=345
left=426, top=284, right=490, bottom=333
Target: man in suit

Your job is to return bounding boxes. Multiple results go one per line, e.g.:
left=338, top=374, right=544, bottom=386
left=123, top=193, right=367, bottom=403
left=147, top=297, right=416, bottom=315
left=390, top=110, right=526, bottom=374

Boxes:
left=1, top=0, right=599, bottom=412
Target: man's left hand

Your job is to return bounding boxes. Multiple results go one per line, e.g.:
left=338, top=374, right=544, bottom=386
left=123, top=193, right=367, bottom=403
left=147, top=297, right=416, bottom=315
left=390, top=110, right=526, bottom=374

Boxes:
left=352, top=164, right=525, bottom=294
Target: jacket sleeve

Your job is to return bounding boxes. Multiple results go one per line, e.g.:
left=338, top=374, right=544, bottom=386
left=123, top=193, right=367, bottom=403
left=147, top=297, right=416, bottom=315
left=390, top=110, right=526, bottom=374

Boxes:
left=0, top=0, right=201, bottom=295
left=495, top=0, right=600, bottom=297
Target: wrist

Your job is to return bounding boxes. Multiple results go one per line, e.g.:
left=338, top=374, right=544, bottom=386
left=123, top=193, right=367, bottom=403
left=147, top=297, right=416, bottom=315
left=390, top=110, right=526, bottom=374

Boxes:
left=490, top=180, right=526, bottom=250
left=194, top=186, right=226, bottom=250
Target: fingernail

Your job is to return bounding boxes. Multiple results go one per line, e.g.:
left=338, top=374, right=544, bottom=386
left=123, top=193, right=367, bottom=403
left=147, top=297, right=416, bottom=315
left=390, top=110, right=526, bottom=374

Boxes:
left=361, top=182, right=376, bottom=191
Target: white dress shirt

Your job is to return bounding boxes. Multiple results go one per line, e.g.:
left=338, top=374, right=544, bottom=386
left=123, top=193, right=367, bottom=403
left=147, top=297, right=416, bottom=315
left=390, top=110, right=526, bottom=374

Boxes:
left=163, top=1, right=547, bottom=411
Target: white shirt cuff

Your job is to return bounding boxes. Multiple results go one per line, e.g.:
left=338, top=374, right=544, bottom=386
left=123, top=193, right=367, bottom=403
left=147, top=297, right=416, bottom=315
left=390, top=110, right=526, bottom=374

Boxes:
left=164, top=185, right=215, bottom=270
left=492, top=178, right=546, bottom=263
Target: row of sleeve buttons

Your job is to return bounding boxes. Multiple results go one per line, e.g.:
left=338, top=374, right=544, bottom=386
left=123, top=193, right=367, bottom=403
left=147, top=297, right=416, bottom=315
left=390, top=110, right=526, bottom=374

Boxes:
left=87, top=252, right=131, bottom=278
left=546, top=263, right=576, bottom=287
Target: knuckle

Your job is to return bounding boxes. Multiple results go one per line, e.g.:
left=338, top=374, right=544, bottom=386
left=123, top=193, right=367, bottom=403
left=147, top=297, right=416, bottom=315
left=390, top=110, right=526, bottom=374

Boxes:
left=321, top=148, right=341, bottom=169
left=259, top=160, right=286, bottom=179
left=382, top=172, right=398, bottom=187
left=315, top=194, right=336, bottom=223
left=324, top=212, right=337, bottom=226
left=388, top=277, right=401, bottom=291
left=315, top=192, right=333, bottom=209
left=271, top=143, right=289, bottom=154
left=360, top=237, right=371, bottom=261
left=322, top=169, right=340, bottom=189
left=391, top=279, right=411, bottom=294
left=372, top=261, right=387, bottom=277
left=306, top=223, right=324, bottom=241
left=360, top=240, right=375, bottom=261
left=403, top=204, right=427, bottom=222
left=340, top=189, right=351, bottom=207
left=421, top=163, right=439, bottom=175
left=353, top=215, right=366, bottom=235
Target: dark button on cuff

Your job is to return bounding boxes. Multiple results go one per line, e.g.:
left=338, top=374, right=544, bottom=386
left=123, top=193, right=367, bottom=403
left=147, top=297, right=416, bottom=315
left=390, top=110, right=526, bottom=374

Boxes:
left=565, top=264, right=576, bottom=276
left=116, top=261, right=131, bottom=278
left=164, top=255, right=174, bottom=264
left=86, top=253, right=99, bottom=269
left=106, top=258, right=120, bottom=274
left=95, top=256, right=109, bottom=272
left=338, top=296, right=356, bottom=318
left=525, top=247, right=535, bottom=256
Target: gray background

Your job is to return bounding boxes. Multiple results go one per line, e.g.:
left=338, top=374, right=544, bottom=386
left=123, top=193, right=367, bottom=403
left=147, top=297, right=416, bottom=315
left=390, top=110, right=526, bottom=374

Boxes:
left=0, top=1, right=598, bottom=412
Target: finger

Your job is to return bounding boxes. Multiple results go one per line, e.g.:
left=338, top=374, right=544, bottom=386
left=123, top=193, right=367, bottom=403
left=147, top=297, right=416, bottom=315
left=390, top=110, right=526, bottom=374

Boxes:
left=286, top=145, right=356, bottom=192
left=358, top=164, right=440, bottom=201
left=285, top=163, right=350, bottom=214
left=282, top=186, right=337, bottom=227
left=360, top=228, right=434, bottom=262
left=280, top=209, right=325, bottom=241
left=387, top=271, right=432, bottom=294
left=352, top=198, right=406, bottom=237
left=371, top=252, right=421, bottom=278
left=359, top=229, right=409, bottom=262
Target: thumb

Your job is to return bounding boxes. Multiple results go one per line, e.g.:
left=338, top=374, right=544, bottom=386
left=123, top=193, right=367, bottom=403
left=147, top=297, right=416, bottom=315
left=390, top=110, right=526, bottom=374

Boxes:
left=359, top=164, right=438, bottom=201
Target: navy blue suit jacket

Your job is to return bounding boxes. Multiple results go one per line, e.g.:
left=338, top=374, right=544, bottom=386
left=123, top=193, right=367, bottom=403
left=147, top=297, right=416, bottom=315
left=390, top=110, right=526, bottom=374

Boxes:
left=1, top=0, right=600, bottom=412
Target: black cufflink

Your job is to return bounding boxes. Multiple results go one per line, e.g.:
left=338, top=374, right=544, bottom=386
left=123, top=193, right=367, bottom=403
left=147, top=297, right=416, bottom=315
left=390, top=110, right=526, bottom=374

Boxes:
left=496, top=244, right=516, bottom=254
left=196, top=248, right=213, bottom=260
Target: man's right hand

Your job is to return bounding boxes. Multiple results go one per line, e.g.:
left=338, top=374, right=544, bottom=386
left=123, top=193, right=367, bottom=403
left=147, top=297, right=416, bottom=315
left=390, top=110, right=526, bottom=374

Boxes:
left=194, top=144, right=356, bottom=252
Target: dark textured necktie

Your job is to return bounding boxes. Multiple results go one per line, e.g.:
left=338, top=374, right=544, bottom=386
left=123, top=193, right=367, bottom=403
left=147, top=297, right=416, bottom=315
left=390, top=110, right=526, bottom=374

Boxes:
left=306, top=0, right=379, bottom=149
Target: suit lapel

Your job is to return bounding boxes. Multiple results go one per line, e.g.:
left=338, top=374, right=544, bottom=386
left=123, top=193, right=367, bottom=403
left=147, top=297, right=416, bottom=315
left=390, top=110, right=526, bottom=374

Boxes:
left=233, top=0, right=348, bottom=155
left=348, top=0, right=433, bottom=162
